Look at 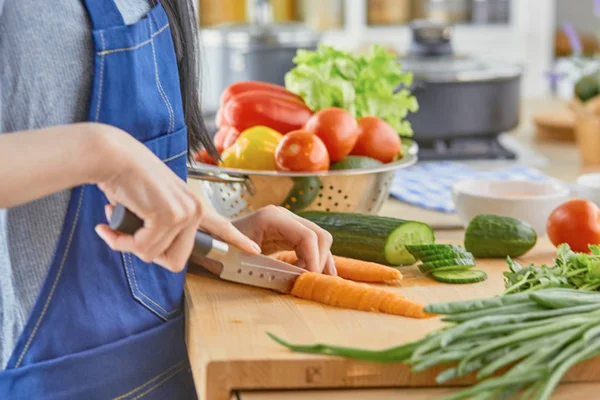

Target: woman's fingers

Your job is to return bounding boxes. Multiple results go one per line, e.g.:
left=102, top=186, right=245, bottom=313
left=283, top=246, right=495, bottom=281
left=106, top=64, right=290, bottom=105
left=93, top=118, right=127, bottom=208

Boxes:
left=200, top=209, right=261, bottom=255
left=157, top=223, right=199, bottom=272
left=324, top=253, right=337, bottom=276
left=276, top=207, right=334, bottom=274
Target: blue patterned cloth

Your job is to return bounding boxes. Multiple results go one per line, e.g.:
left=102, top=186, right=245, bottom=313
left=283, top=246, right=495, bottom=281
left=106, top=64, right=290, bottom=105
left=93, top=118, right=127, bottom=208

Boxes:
left=390, top=162, right=554, bottom=213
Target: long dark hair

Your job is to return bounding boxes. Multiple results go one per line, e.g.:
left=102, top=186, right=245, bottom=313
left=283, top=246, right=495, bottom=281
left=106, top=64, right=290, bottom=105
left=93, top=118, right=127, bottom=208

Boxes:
left=161, top=0, right=219, bottom=161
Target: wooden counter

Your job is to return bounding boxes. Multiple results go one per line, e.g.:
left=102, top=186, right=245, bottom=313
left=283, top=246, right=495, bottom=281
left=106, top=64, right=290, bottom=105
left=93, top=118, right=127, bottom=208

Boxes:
left=185, top=98, right=600, bottom=400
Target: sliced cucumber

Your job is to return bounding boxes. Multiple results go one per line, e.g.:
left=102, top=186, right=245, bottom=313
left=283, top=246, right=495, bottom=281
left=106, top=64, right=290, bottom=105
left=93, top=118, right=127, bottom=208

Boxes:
left=418, top=252, right=474, bottom=263
left=419, top=263, right=476, bottom=275
left=406, top=244, right=469, bottom=260
left=431, top=269, right=488, bottom=284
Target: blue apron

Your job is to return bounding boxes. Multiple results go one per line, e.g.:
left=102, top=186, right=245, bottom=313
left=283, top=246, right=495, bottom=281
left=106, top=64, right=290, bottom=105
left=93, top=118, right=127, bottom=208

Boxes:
left=0, top=1, right=197, bottom=398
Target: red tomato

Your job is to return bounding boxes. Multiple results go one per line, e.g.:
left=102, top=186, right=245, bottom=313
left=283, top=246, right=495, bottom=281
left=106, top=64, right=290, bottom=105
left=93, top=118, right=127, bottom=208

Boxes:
left=220, top=81, right=304, bottom=107
left=303, top=108, right=360, bottom=162
left=194, top=148, right=218, bottom=165
left=547, top=199, right=600, bottom=252
left=223, top=90, right=313, bottom=134
left=351, top=116, right=401, bottom=163
left=274, top=130, right=330, bottom=172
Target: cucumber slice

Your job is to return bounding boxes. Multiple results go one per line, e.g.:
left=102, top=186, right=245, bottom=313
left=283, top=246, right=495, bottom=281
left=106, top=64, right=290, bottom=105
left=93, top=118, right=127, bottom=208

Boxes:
left=406, top=244, right=469, bottom=261
left=419, top=252, right=474, bottom=263
left=419, top=263, right=476, bottom=275
left=299, top=212, right=435, bottom=266
left=421, top=258, right=476, bottom=269
left=432, top=269, right=488, bottom=284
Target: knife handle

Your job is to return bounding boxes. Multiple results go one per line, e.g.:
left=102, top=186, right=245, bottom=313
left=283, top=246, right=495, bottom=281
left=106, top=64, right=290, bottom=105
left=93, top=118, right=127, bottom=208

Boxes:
left=108, top=204, right=227, bottom=260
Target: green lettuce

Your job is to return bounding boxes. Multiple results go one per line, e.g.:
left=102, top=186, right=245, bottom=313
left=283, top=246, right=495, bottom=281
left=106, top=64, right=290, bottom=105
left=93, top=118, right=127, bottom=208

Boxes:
left=284, top=44, right=419, bottom=136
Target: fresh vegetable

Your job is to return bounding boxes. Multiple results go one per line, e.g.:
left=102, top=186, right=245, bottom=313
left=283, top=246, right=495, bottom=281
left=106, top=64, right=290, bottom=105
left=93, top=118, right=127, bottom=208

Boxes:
left=216, top=107, right=225, bottom=128
left=574, top=74, right=599, bottom=102
left=464, top=214, right=537, bottom=258
left=194, top=148, right=217, bottom=165
left=298, top=211, right=435, bottom=266
left=220, top=80, right=304, bottom=107
left=290, top=272, right=432, bottom=319
left=431, top=269, right=487, bottom=284
left=280, top=176, right=321, bottom=212
left=330, top=155, right=382, bottom=171
left=219, top=126, right=282, bottom=171
left=213, top=125, right=239, bottom=153
left=303, top=108, right=360, bottom=162
left=285, top=44, right=418, bottom=136
left=547, top=199, right=600, bottom=253
left=223, top=90, right=313, bottom=134
left=273, top=251, right=403, bottom=286
left=274, top=130, right=330, bottom=172
left=406, top=244, right=472, bottom=261
left=269, top=288, right=600, bottom=400
left=504, top=243, right=600, bottom=294
left=351, top=116, right=402, bottom=163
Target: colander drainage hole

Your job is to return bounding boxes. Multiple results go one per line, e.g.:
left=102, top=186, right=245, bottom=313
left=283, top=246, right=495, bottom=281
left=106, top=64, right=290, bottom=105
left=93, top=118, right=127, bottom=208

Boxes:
left=326, top=208, right=331, bottom=212
left=344, top=195, right=348, bottom=200
left=318, top=194, right=323, bottom=198
left=334, top=202, right=339, bottom=206
left=329, top=185, right=334, bottom=190
left=327, top=196, right=332, bottom=200
left=317, top=202, right=322, bottom=207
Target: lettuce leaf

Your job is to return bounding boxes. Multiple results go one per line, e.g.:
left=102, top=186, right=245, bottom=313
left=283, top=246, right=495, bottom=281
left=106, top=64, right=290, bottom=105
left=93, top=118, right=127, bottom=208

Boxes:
left=285, top=44, right=419, bottom=136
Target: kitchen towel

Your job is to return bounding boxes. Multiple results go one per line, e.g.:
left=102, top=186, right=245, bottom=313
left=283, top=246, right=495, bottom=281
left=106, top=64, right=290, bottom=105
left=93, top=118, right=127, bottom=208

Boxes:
left=390, top=161, right=555, bottom=213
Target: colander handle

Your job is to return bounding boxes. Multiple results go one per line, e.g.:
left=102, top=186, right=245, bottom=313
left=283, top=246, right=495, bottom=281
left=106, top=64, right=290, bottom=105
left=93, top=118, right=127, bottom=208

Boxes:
left=187, top=167, right=256, bottom=195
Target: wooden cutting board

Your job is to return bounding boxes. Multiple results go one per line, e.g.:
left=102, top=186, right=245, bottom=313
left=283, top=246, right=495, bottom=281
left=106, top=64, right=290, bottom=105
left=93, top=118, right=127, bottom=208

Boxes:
left=184, top=238, right=600, bottom=400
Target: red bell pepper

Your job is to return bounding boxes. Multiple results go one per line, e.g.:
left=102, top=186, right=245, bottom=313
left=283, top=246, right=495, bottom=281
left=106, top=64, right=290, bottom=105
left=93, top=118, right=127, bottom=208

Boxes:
left=220, top=81, right=303, bottom=107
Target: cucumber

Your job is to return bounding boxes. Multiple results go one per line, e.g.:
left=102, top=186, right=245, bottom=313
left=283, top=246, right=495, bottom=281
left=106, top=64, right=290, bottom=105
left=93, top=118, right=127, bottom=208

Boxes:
left=418, top=252, right=474, bottom=263
left=419, top=263, right=476, bottom=275
left=330, top=156, right=383, bottom=171
left=298, top=211, right=435, bottom=266
left=575, top=74, right=600, bottom=102
left=406, top=244, right=470, bottom=261
left=421, top=258, right=476, bottom=269
left=431, top=269, right=488, bottom=284
left=464, top=214, right=537, bottom=258
left=281, top=176, right=321, bottom=213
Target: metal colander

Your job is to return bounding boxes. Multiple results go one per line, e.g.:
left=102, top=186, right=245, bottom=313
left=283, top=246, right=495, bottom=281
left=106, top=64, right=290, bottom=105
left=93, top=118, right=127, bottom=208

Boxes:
left=187, top=142, right=418, bottom=219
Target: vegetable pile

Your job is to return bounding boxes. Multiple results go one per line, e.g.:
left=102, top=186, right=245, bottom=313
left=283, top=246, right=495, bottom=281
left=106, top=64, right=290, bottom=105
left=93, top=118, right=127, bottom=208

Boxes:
left=195, top=45, right=418, bottom=173
left=406, top=244, right=487, bottom=284
left=269, top=288, right=600, bottom=400
left=504, top=244, right=600, bottom=294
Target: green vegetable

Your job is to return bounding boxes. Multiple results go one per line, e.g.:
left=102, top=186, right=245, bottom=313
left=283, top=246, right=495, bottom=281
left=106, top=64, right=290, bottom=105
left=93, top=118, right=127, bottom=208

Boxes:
left=281, top=176, right=321, bottom=213
left=406, top=244, right=471, bottom=261
left=330, top=155, right=383, bottom=170
left=464, top=214, right=537, bottom=258
left=503, top=244, right=600, bottom=294
left=285, top=44, right=419, bottom=136
left=268, top=288, right=600, bottom=400
left=431, top=269, right=487, bottom=284
left=575, top=74, right=600, bottom=102
left=418, top=263, right=476, bottom=275
left=298, top=211, right=435, bottom=266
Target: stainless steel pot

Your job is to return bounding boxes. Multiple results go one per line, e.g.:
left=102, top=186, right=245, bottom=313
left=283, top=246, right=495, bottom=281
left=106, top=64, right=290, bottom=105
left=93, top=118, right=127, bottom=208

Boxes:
left=398, top=20, right=522, bottom=142
left=199, top=0, right=321, bottom=115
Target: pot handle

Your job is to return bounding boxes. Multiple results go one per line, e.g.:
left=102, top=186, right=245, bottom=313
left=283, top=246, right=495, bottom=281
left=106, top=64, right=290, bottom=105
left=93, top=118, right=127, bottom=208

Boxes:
left=187, top=166, right=256, bottom=195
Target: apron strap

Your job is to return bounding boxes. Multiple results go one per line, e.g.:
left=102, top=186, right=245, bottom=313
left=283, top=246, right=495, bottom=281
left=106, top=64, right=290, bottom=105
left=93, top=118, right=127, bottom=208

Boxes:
left=82, top=0, right=125, bottom=30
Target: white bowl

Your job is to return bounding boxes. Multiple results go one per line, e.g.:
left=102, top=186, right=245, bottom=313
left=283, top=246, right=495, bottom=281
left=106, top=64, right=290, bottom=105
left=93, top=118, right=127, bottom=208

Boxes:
left=575, top=173, right=600, bottom=207
left=452, top=179, right=570, bottom=235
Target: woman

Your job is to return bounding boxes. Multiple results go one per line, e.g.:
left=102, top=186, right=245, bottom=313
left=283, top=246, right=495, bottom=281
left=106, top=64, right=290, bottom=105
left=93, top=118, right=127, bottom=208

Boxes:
left=0, top=0, right=335, bottom=398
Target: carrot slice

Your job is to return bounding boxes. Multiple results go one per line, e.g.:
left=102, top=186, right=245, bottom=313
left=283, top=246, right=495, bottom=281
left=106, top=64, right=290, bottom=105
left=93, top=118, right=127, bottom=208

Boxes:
left=290, top=272, right=434, bottom=319
left=273, top=251, right=403, bottom=286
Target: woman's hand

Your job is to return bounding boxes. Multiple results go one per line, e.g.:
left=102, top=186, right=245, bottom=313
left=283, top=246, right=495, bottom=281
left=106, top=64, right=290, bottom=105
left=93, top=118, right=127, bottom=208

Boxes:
left=91, top=124, right=260, bottom=272
left=231, top=206, right=337, bottom=276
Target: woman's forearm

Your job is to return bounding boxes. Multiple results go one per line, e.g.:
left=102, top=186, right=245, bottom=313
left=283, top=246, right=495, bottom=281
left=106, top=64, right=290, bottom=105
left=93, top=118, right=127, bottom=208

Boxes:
left=0, top=123, right=116, bottom=208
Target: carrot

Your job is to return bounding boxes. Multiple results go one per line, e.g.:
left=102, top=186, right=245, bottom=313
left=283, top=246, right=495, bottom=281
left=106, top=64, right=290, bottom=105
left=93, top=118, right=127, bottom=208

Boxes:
left=290, top=272, right=434, bottom=319
left=273, top=251, right=403, bottom=286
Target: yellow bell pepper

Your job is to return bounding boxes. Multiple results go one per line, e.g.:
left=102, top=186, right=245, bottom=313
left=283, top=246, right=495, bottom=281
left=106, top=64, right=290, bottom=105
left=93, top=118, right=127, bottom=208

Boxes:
left=219, top=126, right=283, bottom=170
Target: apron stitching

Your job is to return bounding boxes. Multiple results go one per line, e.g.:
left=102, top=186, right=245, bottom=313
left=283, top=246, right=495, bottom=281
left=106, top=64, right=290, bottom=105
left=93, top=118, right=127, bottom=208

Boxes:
left=97, top=24, right=168, bottom=56
left=162, top=150, right=186, bottom=163
left=129, top=363, right=189, bottom=400
left=112, top=359, right=188, bottom=400
left=121, top=253, right=168, bottom=321
left=14, top=187, right=86, bottom=368
left=95, top=32, right=106, bottom=122
left=127, top=253, right=181, bottom=316
left=148, top=15, right=175, bottom=134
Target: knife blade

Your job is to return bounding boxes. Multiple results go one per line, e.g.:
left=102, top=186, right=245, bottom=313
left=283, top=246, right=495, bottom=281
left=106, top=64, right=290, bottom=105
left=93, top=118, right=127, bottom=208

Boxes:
left=108, top=204, right=305, bottom=293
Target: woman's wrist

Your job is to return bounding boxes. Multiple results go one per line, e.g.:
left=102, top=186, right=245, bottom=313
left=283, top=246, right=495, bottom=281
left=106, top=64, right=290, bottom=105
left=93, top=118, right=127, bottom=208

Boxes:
left=82, top=122, right=134, bottom=185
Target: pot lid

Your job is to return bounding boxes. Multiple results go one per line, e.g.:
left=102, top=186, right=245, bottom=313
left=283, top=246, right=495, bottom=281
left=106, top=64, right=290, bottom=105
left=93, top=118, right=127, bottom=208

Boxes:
left=398, top=54, right=522, bottom=83
left=398, top=19, right=521, bottom=83
left=201, top=22, right=321, bottom=48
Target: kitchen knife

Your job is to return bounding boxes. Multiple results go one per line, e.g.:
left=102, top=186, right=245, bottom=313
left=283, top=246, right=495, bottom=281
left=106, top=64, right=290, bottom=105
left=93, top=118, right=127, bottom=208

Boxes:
left=108, top=204, right=304, bottom=293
